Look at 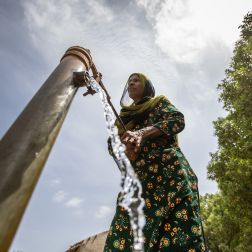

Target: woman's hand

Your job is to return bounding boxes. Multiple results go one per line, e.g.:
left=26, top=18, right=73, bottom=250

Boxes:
left=121, top=130, right=143, bottom=160
left=121, top=130, right=143, bottom=151
left=120, top=127, right=163, bottom=160
left=124, top=142, right=138, bottom=160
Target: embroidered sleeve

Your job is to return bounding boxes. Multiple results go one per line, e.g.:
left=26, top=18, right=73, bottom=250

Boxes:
left=153, top=97, right=185, bottom=136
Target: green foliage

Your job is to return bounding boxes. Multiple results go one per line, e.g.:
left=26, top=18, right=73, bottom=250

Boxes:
left=200, top=193, right=240, bottom=252
left=204, top=12, right=252, bottom=251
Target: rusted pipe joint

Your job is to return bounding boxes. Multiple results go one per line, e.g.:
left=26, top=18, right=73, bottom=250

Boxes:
left=61, top=46, right=92, bottom=70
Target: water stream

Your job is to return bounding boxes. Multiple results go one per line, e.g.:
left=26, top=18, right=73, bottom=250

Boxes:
left=86, top=73, right=146, bottom=251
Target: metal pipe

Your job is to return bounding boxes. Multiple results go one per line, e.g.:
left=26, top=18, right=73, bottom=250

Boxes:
left=0, top=46, right=92, bottom=252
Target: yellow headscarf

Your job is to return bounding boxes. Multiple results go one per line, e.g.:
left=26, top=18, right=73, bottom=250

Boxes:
left=116, top=73, right=166, bottom=136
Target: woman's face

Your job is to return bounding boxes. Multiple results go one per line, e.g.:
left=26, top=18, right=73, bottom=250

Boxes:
left=128, top=74, right=144, bottom=103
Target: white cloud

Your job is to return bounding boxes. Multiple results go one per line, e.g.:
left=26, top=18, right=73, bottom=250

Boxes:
left=50, top=178, right=61, bottom=186
left=86, top=0, right=114, bottom=22
left=136, top=0, right=251, bottom=63
left=22, top=0, right=114, bottom=65
left=95, top=205, right=114, bottom=219
left=65, top=197, right=83, bottom=208
left=52, top=190, right=67, bottom=203
left=72, top=209, right=84, bottom=216
left=52, top=189, right=84, bottom=209
left=135, top=0, right=206, bottom=63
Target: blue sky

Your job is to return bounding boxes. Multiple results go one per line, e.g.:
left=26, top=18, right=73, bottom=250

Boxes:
left=1, top=0, right=251, bottom=251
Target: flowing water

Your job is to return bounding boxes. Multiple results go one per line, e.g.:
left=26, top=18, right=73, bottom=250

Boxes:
left=86, top=73, right=146, bottom=252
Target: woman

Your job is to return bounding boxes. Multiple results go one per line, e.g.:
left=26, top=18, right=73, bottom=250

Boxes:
left=104, top=73, right=207, bottom=252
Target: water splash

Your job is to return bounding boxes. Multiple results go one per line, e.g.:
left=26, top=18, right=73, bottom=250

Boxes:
left=86, top=74, right=146, bottom=252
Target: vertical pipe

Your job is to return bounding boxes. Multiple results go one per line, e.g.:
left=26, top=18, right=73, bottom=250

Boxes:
left=0, top=46, right=92, bottom=252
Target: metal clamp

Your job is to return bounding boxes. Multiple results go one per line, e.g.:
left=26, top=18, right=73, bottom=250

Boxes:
left=72, top=71, right=98, bottom=96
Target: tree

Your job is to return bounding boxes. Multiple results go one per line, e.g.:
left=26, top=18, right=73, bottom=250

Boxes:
left=204, top=12, right=252, bottom=251
left=200, top=193, right=240, bottom=252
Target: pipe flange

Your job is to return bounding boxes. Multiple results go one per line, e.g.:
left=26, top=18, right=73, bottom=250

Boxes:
left=61, top=46, right=92, bottom=70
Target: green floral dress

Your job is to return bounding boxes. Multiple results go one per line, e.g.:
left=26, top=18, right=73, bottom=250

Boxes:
left=104, top=97, right=207, bottom=252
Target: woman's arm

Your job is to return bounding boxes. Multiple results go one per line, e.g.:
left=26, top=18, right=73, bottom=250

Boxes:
left=152, top=97, right=185, bottom=137
left=121, top=126, right=163, bottom=145
left=121, top=97, right=185, bottom=159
